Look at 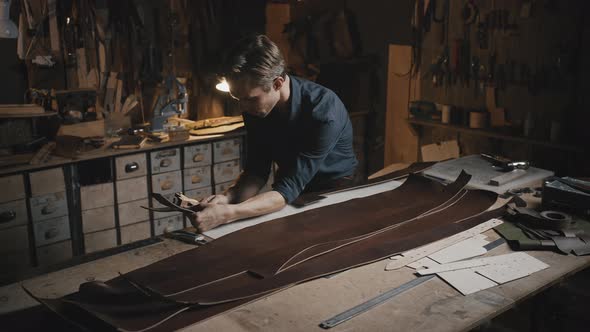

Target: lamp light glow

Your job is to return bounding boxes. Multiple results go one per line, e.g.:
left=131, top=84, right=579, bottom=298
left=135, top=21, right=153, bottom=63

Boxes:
left=216, top=78, right=230, bottom=92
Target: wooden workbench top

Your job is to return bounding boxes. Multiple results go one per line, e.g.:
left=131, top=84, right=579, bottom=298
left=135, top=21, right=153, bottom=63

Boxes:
left=2, top=227, right=589, bottom=332
left=0, top=130, right=245, bottom=176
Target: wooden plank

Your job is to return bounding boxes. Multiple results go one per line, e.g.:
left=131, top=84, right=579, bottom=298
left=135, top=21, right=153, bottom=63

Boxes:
left=385, top=44, right=418, bottom=165
left=421, top=140, right=460, bottom=162
left=0, top=104, right=44, bottom=115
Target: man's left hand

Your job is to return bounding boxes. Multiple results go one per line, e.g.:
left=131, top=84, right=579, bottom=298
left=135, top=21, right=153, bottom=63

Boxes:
left=189, top=203, right=236, bottom=233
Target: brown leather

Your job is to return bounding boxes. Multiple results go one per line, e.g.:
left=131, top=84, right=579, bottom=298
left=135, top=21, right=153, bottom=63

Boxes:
left=26, top=171, right=505, bottom=332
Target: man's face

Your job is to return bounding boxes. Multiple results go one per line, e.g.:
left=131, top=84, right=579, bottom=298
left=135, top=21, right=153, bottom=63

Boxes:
left=229, top=78, right=281, bottom=118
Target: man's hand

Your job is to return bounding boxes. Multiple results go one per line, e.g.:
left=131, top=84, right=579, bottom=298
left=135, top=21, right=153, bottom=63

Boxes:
left=200, top=194, right=230, bottom=204
left=189, top=203, right=236, bottom=233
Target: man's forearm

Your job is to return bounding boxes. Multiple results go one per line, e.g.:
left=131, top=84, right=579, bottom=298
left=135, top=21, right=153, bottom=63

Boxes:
left=225, top=171, right=268, bottom=204
left=230, top=190, right=286, bottom=221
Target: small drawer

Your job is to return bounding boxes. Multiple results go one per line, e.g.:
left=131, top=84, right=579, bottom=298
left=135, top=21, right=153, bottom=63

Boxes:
left=213, top=160, right=241, bottom=184
left=184, top=187, right=213, bottom=201
left=118, top=199, right=149, bottom=226
left=0, top=225, right=29, bottom=253
left=81, top=182, right=114, bottom=210
left=29, top=167, right=65, bottom=196
left=183, top=166, right=212, bottom=190
left=30, top=192, right=68, bottom=222
left=84, top=228, right=117, bottom=254
left=120, top=221, right=151, bottom=245
left=82, top=205, right=115, bottom=234
left=0, top=249, right=31, bottom=276
left=0, top=174, right=25, bottom=203
left=213, top=138, right=241, bottom=163
left=215, top=181, right=234, bottom=195
left=115, top=153, right=147, bottom=180
left=33, top=216, right=70, bottom=247
left=36, top=240, right=72, bottom=267
left=151, top=170, right=182, bottom=195
left=152, top=193, right=182, bottom=219
left=0, top=199, right=28, bottom=230
left=150, top=148, right=181, bottom=174
left=184, top=143, right=212, bottom=168
left=154, top=215, right=184, bottom=236
left=116, top=176, right=148, bottom=203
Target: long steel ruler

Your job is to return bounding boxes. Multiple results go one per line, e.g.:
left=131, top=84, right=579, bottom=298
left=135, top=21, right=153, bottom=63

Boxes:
left=319, top=275, right=435, bottom=329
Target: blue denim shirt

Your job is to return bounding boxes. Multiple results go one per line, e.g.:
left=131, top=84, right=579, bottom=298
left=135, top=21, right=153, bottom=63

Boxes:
left=243, top=75, right=358, bottom=203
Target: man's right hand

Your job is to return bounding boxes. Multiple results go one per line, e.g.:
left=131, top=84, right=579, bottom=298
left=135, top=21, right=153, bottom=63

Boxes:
left=201, top=194, right=230, bottom=204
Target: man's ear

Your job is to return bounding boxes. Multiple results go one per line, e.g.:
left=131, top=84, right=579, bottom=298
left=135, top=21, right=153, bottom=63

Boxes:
left=273, top=76, right=285, bottom=91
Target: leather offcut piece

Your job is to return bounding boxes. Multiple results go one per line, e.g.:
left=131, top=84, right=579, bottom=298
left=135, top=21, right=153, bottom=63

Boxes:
left=27, top=170, right=505, bottom=332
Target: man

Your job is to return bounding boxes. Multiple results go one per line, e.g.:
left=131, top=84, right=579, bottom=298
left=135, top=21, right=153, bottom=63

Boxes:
left=190, top=34, right=358, bottom=232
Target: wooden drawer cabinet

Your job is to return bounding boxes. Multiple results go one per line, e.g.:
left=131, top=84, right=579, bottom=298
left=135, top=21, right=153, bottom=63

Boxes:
left=150, top=148, right=181, bottom=174
left=33, top=216, right=70, bottom=247
left=151, top=170, right=182, bottom=195
left=213, top=138, right=241, bottom=163
left=118, top=199, right=149, bottom=226
left=80, top=182, right=114, bottom=210
left=30, top=192, right=68, bottom=222
left=115, top=153, right=147, bottom=180
left=29, top=167, right=65, bottom=196
left=36, top=240, right=72, bottom=267
left=82, top=205, right=115, bottom=233
left=116, top=176, right=148, bottom=203
left=120, top=221, right=150, bottom=244
left=154, top=215, right=184, bottom=236
left=184, top=187, right=213, bottom=201
left=0, top=199, right=28, bottom=230
left=84, top=228, right=117, bottom=254
left=0, top=225, right=29, bottom=252
left=213, top=160, right=241, bottom=184
left=184, top=143, right=212, bottom=168
left=183, top=166, right=212, bottom=190
left=0, top=174, right=25, bottom=203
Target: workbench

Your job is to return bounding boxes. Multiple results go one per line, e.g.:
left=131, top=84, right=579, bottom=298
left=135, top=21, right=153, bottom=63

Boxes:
left=2, top=178, right=590, bottom=331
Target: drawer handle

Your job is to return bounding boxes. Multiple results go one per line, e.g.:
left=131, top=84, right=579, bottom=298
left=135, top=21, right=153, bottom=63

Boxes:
left=222, top=169, right=233, bottom=176
left=45, top=228, right=59, bottom=239
left=125, top=162, right=139, bottom=173
left=193, top=154, right=205, bottom=162
left=161, top=180, right=174, bottom=191
left=0, top=210, right=16, bottom=223
left=42, top=204, right=58, bottom=215
left=156, top=150, right=176, bottom=158
left=191, top=175, right=202, bottom=184
left=221, top=147, right=233, bottom=155
left=160, top=159, right=172, bottom=168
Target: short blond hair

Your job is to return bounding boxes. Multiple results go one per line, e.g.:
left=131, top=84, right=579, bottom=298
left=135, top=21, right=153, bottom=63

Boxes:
left=224, top=35, right=286, bottom=92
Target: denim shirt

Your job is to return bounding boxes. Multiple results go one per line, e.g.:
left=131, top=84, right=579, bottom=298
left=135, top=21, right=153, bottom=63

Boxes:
left=243, top=75, right=358, bottom=203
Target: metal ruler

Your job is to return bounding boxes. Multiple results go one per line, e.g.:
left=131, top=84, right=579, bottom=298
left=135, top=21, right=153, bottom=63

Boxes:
left=319, top=275, right=435, bottom=329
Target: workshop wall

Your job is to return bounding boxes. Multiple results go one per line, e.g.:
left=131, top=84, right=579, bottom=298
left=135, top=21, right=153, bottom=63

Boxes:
left=416, top=0, right=589, bottom=175
left=14, top=0, right=266, bottom=127
left=279, top=0, right=414, bottom=177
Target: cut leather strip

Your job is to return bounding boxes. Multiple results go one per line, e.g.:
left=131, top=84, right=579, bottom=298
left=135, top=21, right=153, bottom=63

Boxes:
left=125, top=171, right=472, bottom=292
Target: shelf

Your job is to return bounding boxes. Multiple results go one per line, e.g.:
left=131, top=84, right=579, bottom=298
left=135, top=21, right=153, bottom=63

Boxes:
left=407, top=118, right=585, bottom=153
